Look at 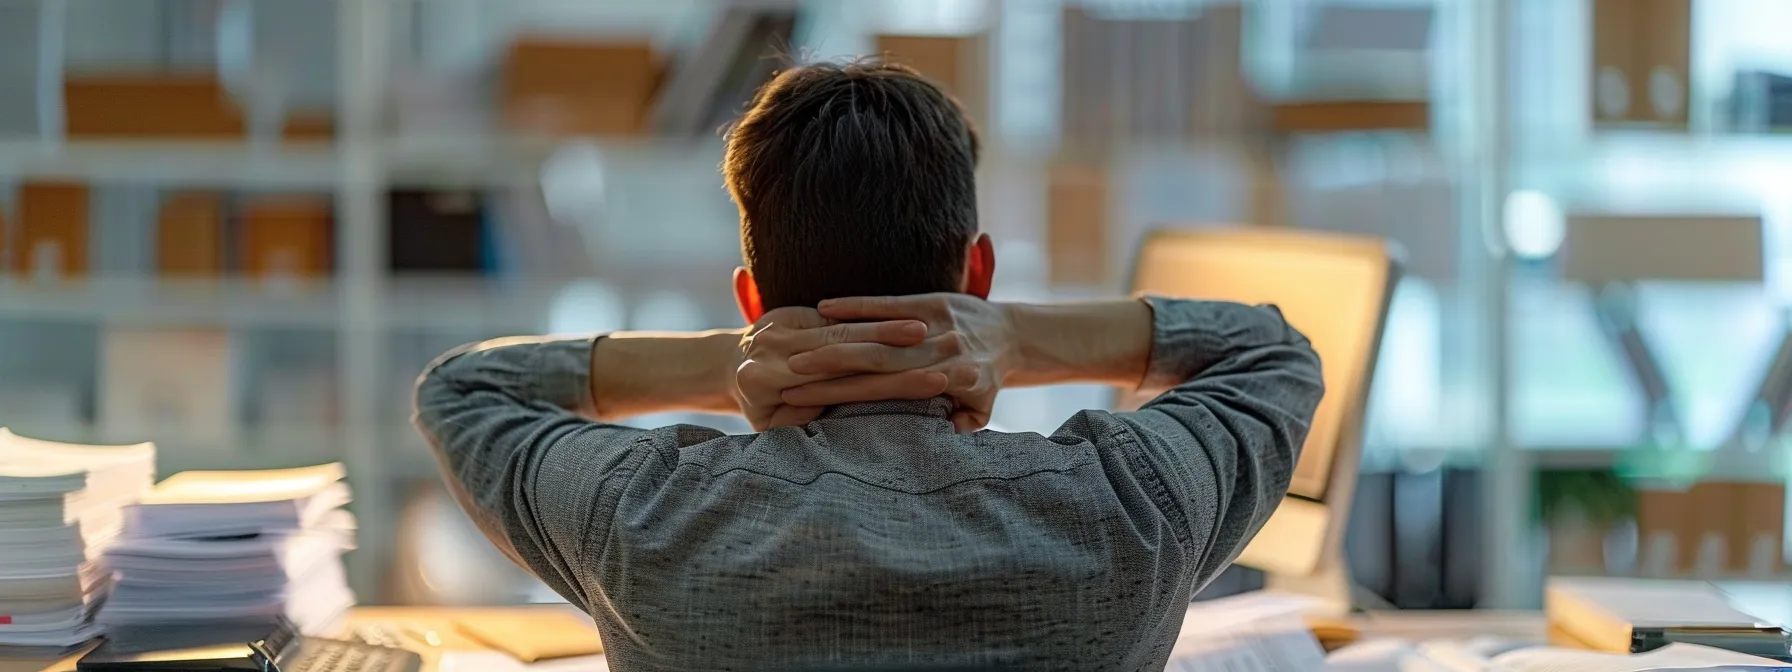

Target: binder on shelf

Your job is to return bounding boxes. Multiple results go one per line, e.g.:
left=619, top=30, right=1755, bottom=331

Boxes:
left=1591, top=0, right=1691, bottom=129
left=240, top=196, right=333, bottom=283
left=156, top=192, right=227, bottom=277
left=501, top=37, right=665, bottom=136
left=388, top=189, right=486, bottom=274
left=16, top=183, right=90, bottom=281
left=876, top=33, right=989, bottom=130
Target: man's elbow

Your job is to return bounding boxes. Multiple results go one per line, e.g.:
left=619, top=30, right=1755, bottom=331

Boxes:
left=410, top=343, right=485, bottom=442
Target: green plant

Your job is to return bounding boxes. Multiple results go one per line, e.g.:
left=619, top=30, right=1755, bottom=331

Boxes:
left=1534, top=468, right=1637, bottom=528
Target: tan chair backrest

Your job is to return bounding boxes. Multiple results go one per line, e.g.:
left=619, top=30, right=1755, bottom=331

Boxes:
left=1128, top=226, right=1400, bottom=503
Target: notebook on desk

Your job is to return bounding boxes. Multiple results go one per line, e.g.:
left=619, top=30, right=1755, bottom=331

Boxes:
left=1547, top=577, right=1791, bottom=661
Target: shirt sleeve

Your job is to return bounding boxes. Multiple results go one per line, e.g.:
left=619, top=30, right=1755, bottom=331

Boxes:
left=411, top=335, right=655, bottom=607
left=1088, top=297, right=1324, bottom=586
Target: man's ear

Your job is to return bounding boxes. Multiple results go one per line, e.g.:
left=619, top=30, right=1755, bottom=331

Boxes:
left=733, top=267, right=765, bottom=324
left=963, top=234, right=996, bottom=300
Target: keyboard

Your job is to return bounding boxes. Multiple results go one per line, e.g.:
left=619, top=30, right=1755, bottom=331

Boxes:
left=280, top=638, right=422, bottom=672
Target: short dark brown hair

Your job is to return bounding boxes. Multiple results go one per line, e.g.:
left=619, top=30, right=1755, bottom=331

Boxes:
left=724, top=58, right=981, bottom=311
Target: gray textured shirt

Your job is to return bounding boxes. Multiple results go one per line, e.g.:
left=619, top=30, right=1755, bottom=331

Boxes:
left=413, top=297, right=1322, bottom=671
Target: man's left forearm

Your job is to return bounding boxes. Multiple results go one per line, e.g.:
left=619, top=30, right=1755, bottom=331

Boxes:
left=589, top=329, right=744, bottom=420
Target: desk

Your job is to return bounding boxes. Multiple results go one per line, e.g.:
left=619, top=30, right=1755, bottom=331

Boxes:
left=1, top=606, right=602, bottom=672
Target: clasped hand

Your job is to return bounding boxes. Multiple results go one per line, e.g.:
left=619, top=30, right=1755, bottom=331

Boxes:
left=732, top=294, right=1016, bottom=433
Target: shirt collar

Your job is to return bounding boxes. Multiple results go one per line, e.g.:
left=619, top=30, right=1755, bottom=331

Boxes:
left=818, top=397, right=955, bottom=421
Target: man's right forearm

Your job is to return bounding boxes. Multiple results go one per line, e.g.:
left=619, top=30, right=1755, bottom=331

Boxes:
left=1001, top=299, right=1155, bottom=389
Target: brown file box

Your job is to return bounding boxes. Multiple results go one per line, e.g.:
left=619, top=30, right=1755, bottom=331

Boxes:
left=241, top=196, right=333, bottom=280
left=1634, top=487, right=1686, bottom=575
left=16, top=183, right=90, bottom=280
left=1681, top=483, right=1730, bottom=573
left=501, top=38, right=664, bottom=136
left=65, top=74, right=334, bottom=141
left=156, top=192, right=226, bottom=277
left=0, top=202, right=8, bottom=274
left=1591, top=0, right=1691, bottom=128
left=1046, top=162, right=1110, bottom=286
left=875, top=34, right=989, bottom=129
left=65, top=75, right=244, bottom=139
left=1731, top=482, right=1785, bottom=575
left=1270, top=101, right=1430, bottom=133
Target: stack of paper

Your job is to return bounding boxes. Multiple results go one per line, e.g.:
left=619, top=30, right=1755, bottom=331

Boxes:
left=97, top=463, right=356, bottom=635
left=0, top=429, right=156, bottom=650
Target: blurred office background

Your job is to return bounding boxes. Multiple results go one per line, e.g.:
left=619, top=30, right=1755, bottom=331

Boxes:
left=0, top=0, right=1788, bottom=613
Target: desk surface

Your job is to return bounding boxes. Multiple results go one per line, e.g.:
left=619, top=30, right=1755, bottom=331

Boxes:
left=2, top=606, right=594, bottom=672
left=1, top=606, right=1559, bottom=672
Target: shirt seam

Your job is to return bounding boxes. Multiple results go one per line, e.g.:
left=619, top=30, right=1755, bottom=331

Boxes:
left=671, top=461, right=1101, bottom=495
left=1110, top=423, right=1196, bottom=551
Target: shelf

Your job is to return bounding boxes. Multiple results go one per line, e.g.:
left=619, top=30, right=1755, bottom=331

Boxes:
left=0, top=135, right=728, bottom=188
left=0, top=139, right=342, bottom=188
left=0, top=277, right=574, bottom=332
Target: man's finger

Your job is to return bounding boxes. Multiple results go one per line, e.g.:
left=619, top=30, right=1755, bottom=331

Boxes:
left=787, top=337, right=944, bottom=376
left=802, top=320, right=927, bottom=350
left=815, top=296, right=934, bottom=321
left=779, top=371, right=949, bottom=407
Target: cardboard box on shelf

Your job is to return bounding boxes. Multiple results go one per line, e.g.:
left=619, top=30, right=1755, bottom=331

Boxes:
left=1590, top=0, right=1690, bottom=129
left=156, top=192, right=227, bottom=277
left=1732, top=482, right=1785, bottom=576
left=1270, top=101, right=1430, bottom=134
left=241, top=195, right=333, bottom=282
left=1639, top=481, right=1782, bottom=577
left=1634, top=487, right=1685, bottom=576
left=16, top=182, right=90, bottom=281
left=501, top=38, right=664, bottom=136
left=64, top=75, right=244, bottom=139
left=875, top=34, right=989, bottom=130
left=64, top=74, right=334, bottom=141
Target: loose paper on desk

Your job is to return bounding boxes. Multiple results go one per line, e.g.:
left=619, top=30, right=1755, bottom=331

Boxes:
left=436, top=651, right=607, bottom=672
left=1417, top=640, right=1789, bottom=672
left=1164, top=592, right=1329, bottom=671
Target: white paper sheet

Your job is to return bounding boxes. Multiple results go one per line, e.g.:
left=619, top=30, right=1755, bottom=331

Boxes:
left=436, top=651, right=609, bottom=672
